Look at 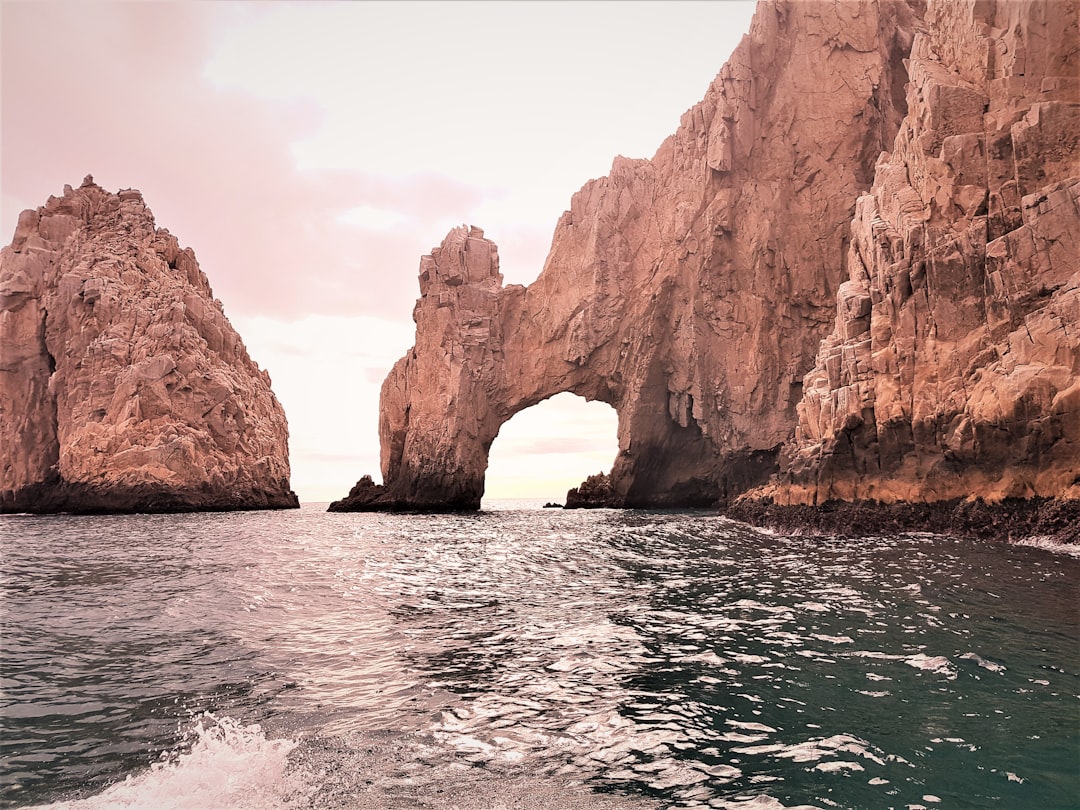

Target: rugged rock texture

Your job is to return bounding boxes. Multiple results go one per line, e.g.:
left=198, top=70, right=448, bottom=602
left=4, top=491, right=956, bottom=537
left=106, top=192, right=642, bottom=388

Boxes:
left=336, top=0, right=1077, bottom=522
left=334, top=0, right=922, bottom=511
left=754, top=0, right=1080, bottom=507
left=564, top=472, right=615, bottom=509
left=1, top=177, right=298, bottom=513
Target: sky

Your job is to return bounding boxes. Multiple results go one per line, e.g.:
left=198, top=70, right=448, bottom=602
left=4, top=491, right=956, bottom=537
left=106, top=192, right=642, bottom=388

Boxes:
left=1, top=1, right=756, bottom=503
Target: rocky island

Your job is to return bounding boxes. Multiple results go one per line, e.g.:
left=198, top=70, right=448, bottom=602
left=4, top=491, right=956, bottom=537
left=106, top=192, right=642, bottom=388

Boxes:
left=0, top=177, right=298, bottom=513
left=331, top=0, right=1078, bottom=539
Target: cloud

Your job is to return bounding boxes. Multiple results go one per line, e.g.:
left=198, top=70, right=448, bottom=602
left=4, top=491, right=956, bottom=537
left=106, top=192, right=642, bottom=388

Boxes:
left=1, top=3, right=501, bottom=322
left=485, top=393, right=619, bottom=499
left=337, top=206, right=408, bottom=232
left=229, top=313, right=416, bottom=502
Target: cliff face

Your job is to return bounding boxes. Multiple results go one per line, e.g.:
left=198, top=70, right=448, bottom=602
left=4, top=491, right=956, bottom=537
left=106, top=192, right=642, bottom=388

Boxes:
left=332, top=0, right=921, bottom=511
left=0, top=177, right=298, bottom=513
left=334, top=0, right=1078, bottom=516
left=762, top=0, right=1080, bottom=505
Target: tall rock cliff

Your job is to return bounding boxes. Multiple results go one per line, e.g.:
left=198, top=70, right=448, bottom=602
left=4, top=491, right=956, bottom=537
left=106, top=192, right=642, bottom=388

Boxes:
left=333, top=0, right=1077, bottom=519
left=332, top=0, right=921, bottom=511
left=760, top=0, right=1080, bottom=506
left=1, top=177, right=299, bottom=513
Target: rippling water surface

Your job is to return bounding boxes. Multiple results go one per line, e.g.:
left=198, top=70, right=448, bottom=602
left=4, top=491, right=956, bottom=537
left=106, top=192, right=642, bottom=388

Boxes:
left=1, top=503, right=1077, bottom=809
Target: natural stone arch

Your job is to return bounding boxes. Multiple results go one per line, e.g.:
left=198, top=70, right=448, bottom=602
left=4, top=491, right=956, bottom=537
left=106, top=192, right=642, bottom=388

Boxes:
left=329, top=1, right=920, bottom=512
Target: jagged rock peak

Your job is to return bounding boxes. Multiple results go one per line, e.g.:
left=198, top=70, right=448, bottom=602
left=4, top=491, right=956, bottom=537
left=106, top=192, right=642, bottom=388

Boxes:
left=0, top=179, right=299, bottom=513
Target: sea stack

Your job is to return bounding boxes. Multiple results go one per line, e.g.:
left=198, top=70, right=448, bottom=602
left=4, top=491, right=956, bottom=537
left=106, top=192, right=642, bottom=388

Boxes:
left=0, top=177, right=299, bottom=513
left=334, top=0, right=1078, bottom=532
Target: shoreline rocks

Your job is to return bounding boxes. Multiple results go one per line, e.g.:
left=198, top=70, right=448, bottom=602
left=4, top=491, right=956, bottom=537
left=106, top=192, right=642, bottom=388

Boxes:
left=725, top=497, right=1080, bottom=545
left=1, top=177, right=299, bottom=514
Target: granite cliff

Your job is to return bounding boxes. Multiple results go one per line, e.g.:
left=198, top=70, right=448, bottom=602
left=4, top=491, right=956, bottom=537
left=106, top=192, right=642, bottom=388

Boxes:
left=1, top=177, right=298, bottom=513
left=331, top=0, right=919, bottom=511
left=332, top=0, right=1078, bottom=529
left=753, top=0, right=1080, bottom=509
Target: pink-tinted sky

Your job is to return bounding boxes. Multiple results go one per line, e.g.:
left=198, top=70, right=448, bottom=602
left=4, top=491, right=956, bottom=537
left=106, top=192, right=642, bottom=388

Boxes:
left=1, top=1, right=756, bottom=502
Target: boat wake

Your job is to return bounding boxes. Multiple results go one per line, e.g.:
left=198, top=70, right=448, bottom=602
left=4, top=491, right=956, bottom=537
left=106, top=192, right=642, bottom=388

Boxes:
left=33, top=714, right=299, bottom=810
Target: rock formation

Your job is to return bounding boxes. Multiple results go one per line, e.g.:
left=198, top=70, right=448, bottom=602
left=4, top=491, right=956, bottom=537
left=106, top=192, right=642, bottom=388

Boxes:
left=565, top=472, right=615, bottom=509
left=1, top=177, right=299, bottom=513
left=754, top=0, right=1080, bottom=508
left=331, top=0, right=920, bottom=512
left=333, top=0, right=1079, bottom=525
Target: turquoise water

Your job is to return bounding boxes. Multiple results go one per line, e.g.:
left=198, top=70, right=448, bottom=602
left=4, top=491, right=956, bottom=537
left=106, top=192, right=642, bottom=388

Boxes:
left=1, top=503, right=1077, bottom=809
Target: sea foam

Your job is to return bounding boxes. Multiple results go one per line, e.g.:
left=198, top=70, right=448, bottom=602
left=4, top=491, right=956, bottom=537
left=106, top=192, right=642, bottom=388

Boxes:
left=33, top=714, right=300, bottom=810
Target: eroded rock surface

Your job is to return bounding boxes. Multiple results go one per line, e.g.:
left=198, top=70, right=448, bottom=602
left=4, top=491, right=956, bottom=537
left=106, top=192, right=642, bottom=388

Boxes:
left=332, top=0, right=921, bottom=511
left=1, top=177, right=298, bottom=513
left=565, top=473, right=615, bottom=510
left=757, top=0, right=1080, bottom=506
left=334, top=0, right=1078, bottom=521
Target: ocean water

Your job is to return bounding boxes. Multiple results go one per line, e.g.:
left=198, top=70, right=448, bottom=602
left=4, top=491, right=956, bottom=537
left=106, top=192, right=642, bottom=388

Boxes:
left=1, top=502, right=1077, bottom=810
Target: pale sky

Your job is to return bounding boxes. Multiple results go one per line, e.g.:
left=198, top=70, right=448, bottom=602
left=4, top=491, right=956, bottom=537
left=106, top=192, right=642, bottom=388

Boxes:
left=1, top=1, right=756, bottom=503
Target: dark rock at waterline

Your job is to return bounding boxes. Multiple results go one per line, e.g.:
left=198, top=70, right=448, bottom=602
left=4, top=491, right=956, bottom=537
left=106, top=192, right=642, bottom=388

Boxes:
left=1, top=475, right=298, bottom=514
left=725, top=497, right=1080, bottom=544
left=327, top=475, right=477, bottom=512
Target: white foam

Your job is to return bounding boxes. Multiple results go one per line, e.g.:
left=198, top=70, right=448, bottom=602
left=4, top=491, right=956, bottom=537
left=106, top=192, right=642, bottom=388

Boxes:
left=813, top=760, right=864, bottom=773
left=707, top=796, right=825, bottom=810
left=811, top=634, right=854, bottom=644
left=904, top=653, right=958, bottom=680
left=726, top=720, right=778, bottom=733
left=959, top=652, right=1006, bottom=673
left=33, top=714, right=300, bottom=810
left=1012, top=536, right=1080, bottom=558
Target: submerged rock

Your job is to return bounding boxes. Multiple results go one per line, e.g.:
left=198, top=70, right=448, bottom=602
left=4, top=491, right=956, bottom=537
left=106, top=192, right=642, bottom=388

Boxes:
left=0, top=177, right=298, bottom=513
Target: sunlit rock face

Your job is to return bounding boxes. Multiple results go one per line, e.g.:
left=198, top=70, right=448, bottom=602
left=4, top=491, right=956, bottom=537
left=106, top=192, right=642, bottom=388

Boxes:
left=757, top=0, right=1080, bottom=506
left=331, top=0, right=921, bottom=511
left=0, top=177, right=299, bottom=513
left=334, top=0, right=1078, bottom=514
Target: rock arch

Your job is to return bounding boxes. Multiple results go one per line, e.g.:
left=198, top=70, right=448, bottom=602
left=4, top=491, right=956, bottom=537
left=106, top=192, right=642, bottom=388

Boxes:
left=329, top=0, right=921, bottom=512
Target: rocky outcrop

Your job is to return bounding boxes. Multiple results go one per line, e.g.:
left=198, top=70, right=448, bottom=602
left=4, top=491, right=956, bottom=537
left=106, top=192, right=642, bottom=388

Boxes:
left=1, top=177, right=298, bottom=513
left=564, top=472, right=615, bottom=509
left=334, top=0, right=922, bottom=511
left=755, top=0, right=1080, bottom=507
left=727, top=497, right=1080, bottom=543
left=336, top=0, right=1077, bottom=521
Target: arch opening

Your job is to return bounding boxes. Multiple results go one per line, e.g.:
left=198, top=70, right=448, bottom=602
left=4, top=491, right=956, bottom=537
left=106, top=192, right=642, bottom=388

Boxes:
left=482, top=392, right=619, bottom=505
